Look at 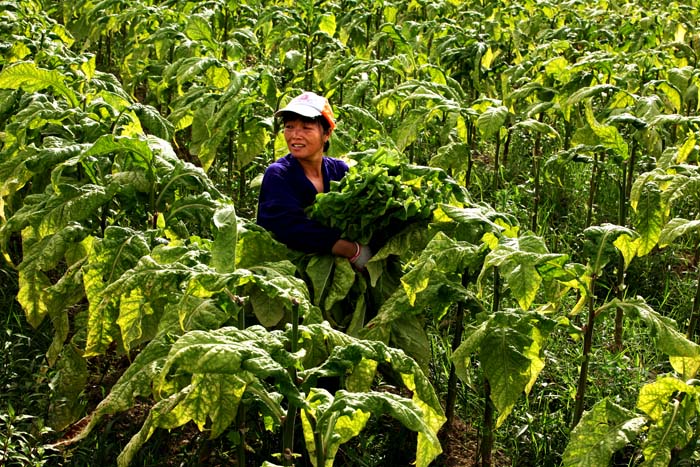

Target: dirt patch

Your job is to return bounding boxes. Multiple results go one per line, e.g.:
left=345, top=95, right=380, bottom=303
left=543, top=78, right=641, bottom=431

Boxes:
left=438, top=418, right=510, bottom=467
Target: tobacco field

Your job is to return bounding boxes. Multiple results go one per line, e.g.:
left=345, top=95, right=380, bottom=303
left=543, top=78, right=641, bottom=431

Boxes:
left=2, top=0, right=700, bottom=465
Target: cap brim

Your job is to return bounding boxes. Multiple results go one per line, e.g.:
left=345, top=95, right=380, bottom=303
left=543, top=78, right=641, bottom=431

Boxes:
left=274, top=103, right=322, bottom=119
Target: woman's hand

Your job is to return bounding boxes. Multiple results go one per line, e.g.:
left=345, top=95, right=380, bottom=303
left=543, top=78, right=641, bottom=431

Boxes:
left=332, top=239, right=372, bottom=270
left=350, top=244, right=372, bottom=270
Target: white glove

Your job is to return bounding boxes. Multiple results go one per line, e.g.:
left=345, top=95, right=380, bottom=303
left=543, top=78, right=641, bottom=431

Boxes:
left=350, top=243, right=372, bottom=270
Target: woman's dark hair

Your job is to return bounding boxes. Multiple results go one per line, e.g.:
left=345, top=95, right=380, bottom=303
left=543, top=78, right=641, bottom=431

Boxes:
left=281, top=113, right=331, bottom=152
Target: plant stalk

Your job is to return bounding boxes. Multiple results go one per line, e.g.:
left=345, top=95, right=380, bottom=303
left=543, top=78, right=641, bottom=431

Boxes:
left=236, top=293, right=246, bottom=466
left=613, top=162, right=628, bottom=351
left=572, top=277, right=597, bottom=428
left=466, top=120, right=475, bottom=189
left=445, top=273, right=470, bottom=426
left=585, top=152, right=599, bottom=228
left=479, top=269, right=500, bottom=466
left=479, top=378, right=494, bottom=467
left=531, top=131, right=542, bottom=233
left=493, top=134, right=501, bottom=191
left=282, top=299, right=300, bottom=466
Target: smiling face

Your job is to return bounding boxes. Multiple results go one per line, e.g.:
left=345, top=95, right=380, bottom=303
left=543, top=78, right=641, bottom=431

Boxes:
left=282, top=114, right=331, bottom=163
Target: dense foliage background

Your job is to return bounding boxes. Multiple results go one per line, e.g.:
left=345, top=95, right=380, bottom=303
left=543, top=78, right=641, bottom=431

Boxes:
left=3, top=0, right=700, bottom=465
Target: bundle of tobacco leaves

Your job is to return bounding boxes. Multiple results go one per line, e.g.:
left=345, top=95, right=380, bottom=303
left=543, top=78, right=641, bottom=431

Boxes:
left=308, top=155, right=466, bottom=245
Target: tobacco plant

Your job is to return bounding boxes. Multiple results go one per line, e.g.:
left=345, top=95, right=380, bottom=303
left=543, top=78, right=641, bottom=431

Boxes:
left=59, top=321, right=445, bottom=467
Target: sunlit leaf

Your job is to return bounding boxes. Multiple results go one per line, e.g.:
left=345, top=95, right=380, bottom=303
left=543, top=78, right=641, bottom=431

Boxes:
left=563, top=399, right=646, bottom=467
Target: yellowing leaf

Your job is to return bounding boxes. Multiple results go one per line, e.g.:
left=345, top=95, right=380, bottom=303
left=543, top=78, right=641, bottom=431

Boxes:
left=676, top=132, right=696, bottom=164
left=638, top=376, right=691, bottom=421
left=481, top=46, right=495, bottom=69
left=563, top=399, right=646, bottom=467
left=0, top=61, right=78, bottom=107
left=612, top=234, right=638, bottom=270
left=318, top=13, right=336, bottom=37
left=18, top=268, right=51, bottom=328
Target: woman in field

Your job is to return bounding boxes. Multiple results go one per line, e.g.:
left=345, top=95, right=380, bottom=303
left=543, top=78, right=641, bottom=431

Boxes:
left=257, top=91, right=371, bottom=269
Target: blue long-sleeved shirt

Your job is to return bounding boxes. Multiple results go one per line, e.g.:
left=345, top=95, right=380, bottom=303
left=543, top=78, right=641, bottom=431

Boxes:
left=257, top=154, right=349, bottom=253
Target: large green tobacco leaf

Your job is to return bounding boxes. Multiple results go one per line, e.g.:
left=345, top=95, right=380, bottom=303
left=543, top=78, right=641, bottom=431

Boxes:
left=656, top=168, right=700, bottom=214
left=56, top=334, right=175, bottom=447
left=300, top=323, right=444, bottom=418
left=211, top=204, right=237, bottom=274
left=300, top=388, right=369, bottom=467
left=453, top=310, right=556, bottom=427
left=365, top=223, right=432, bottom=287
left=0, top=139, right=87, bottom=224
left=18, top=223, right=89, bottom=274
left=599, top=297, right=700, bottom=379
left=84, top=225, right=311, bottom=354
left=400, top=231, right=483, bottom=306
left=562, top=399, right=646, bottom=467
left=363, top=280, right=469, bottom=367
left=113, top=326, right=299, bottom=466
left=234, top=220, right=291, bottom=269
left=321, top=257, right=355, bottom=311
left=306, top=254, right=335, bottom=305
left=583, top=103, right=629, bottom=159
left=176, top=295, right=229, bottom=332
left=438, top=203, right=514, bottom=244
left=244, top=261, right=317, bottom=326
left=301, top=389, right=441, bottom=467
left=184, top=16, right=219, bottom=54
left=478, top=233, right=567, bottom=310
left=299, top=327, right=445, bottom=467
left=476, top=104, right=509, bottom=138
left=16, top=223, right=89, bottom=328
left=0, top=183, right=112, bottom=253
left=658, top=217, right=700, bottom=248
left=92, top=251, right=213, bottom=353
left=641, top=396, right=696, bottom=467
left=630, top=178, right=664, bottom=256
left=83, top=227, right=151, bottom=356
left=305, top=254, right=356, bottom=311
left=0, top=61, right=78, bottom=107
left=17, top=268, right=52, bottom=330
left=637, top=376, right=700, bottom=422
left=582, top=224, right=638, bottom=276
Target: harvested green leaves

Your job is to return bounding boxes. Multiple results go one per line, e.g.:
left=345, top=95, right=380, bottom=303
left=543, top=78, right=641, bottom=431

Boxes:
left=308, top=159, right=465, bottom=245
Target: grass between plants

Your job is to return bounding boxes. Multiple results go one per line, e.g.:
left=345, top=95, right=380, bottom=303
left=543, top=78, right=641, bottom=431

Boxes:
left=425, top=294, right=674, bottom=467
left=0, top=267, right=60, bottom=466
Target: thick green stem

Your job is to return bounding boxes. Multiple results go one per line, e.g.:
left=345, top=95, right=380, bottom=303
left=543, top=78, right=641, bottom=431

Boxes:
left=229, top=292, right=247, bottom=466
left=493, top=135, right=501, bottom=191
left=445, top=273, right=470, bottom=426
left=227, top=133, right=234, bottom=194
left=466, top=121, right=475, bottom=189
left=501, top=128, right=511, bottom=167
left=314, top=418, right=325, bottom=467
left=531, top=131, right=542, bottom=233
left=573, top=278, right=597, bottom=428
left=282, top=300, right=300, bottom=466
left=585, top=153, right=599, bottom=228
left=613, top=163, right=628, bottom=351
left=480, top=379, right=494, bottom=467
left=625, top=140, right=637, bottom=202
left=478, top=269, right=500, bottom=466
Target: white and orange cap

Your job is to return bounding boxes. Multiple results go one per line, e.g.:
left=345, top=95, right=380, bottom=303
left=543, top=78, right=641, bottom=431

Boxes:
left=275, top=91, right=336, bottom=130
